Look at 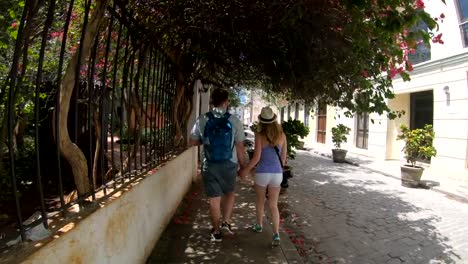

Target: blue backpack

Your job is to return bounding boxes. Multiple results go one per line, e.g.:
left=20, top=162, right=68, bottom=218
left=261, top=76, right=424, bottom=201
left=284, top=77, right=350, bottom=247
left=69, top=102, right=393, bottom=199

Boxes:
left=203, top=112, right=233, bottom=162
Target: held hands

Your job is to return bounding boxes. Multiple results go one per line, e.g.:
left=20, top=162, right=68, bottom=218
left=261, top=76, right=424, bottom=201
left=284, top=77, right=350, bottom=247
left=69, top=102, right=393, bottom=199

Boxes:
left=238, top=166, right=250, bottom=181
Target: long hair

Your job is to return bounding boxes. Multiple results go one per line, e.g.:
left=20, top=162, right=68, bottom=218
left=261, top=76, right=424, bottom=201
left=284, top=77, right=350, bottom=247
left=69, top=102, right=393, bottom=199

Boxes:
left=257, top=121, right=283, bottom=145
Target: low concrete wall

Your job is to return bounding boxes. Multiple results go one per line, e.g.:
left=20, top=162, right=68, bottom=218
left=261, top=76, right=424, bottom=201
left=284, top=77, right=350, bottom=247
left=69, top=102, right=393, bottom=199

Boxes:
left=22, top=148, right=197, bottom=264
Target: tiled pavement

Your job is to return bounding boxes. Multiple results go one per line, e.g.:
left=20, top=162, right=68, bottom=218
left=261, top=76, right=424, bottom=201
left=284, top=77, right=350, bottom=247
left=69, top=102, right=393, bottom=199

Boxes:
left=285, top=151, right=468, bottom=263
left=148, top=150, right=468, bottom=263
left=147, top=179, right=304, bottom=263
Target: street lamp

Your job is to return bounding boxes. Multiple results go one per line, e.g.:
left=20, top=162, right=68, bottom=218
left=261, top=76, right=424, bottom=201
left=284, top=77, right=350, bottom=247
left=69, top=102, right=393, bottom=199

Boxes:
left=443, top=86, right=450, bottom=106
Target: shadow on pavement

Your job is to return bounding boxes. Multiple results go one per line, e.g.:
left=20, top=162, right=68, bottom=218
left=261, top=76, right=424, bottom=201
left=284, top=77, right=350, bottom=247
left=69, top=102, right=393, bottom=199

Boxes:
left=279, top=151, right=461, bottom=263
left=147, top=180, right=295, bottom=263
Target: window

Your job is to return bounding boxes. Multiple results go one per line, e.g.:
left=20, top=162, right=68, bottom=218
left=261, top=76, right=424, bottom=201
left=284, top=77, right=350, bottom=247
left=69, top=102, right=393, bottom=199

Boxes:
left=356, top=113, right=369, bottom=149
left=407, top=22, right=431, bottom=64
left=287, top=105, right=291, bottom=120
left=294, top=103, right=300, bottom=120
left=457, top=0, right=468, bottom=47
left=462, top=23, right=468, bottom=47
left=304, top=105, right=310, bottom=127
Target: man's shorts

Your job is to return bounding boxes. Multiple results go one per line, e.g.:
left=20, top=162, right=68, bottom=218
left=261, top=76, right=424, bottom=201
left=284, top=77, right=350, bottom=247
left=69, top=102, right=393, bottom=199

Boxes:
left=201, top=161, right=237, bottom=198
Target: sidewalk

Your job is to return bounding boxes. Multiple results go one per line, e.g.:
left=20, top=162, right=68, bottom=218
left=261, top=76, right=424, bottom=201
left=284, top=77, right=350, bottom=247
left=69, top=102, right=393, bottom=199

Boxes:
left=147, top=179, right=303, bottom=263
left=305, top=144, right=468, bottom=203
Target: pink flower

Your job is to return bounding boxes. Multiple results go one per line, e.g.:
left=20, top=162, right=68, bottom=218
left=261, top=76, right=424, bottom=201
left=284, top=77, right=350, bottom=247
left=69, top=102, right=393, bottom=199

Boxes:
left=389, top=68, right=398, bottom=79
left=407, top=62, right=414, bottom=71
left=432, top=33, right=444, bottom=44
left=11, top=22, right=18, bottom=29
left=50, top=31, right=63, bottom=38
left=415, top=0, right=425, bottom=9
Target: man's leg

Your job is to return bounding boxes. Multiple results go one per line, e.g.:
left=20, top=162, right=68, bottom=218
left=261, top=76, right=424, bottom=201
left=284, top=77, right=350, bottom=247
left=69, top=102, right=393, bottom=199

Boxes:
left=202, top=162, right=223, bottom=239
left=209, top=196, right=222, bottom=232
left=220, top=161, right=237, bottom=234
left=222, top=191, right=235, bottom=223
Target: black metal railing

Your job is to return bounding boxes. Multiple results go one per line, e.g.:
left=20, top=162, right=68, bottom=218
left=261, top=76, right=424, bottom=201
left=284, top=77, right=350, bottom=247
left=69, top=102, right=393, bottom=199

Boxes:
left=0, top=0, right=177, bottom=245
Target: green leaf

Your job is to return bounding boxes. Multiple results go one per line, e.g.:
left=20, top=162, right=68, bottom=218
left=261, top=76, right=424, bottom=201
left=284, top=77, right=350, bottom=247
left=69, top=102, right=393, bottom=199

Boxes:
left=8, top=9, right=16, bottom=19
left=400, top=72, right=411, bottom=82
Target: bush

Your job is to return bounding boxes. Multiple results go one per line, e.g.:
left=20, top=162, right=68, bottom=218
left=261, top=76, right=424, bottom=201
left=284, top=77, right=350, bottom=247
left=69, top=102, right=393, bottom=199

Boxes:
left=331, top=124, right=351, bottom=149
left=397, top=124, right=437, bottom=167
left=282, top=119, right=309, bottom=159
left=0, top=137, right=36, bottom=203
left=249, top=122, right=258, bottom=133
left=249, top=119, right=308, bottom=159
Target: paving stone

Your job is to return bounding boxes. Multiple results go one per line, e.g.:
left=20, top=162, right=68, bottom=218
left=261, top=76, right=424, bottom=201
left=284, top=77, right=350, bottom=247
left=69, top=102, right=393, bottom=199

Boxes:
left=282, top=151, right=468, bottom=263
left=386, top=258, right=403, bottom=264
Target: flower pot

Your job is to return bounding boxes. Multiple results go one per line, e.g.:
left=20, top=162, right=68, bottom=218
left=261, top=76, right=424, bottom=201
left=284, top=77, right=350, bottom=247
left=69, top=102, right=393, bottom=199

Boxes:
left=297, top=141, right=305, bottom=150
left=400, top=165, right=424, bottom=188
left=281, top=166, right=292, bottom=188
left=332, top=149, right=347, bottom=163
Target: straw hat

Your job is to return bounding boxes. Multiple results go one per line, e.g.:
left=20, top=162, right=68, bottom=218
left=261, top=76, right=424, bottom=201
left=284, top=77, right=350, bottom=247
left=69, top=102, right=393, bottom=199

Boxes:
left=258, top=106, right=277, bottom=124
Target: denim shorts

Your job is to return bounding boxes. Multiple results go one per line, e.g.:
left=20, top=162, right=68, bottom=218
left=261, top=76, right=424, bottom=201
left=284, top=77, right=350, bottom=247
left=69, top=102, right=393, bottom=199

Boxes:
left=201, top=161, right=237, bottom=197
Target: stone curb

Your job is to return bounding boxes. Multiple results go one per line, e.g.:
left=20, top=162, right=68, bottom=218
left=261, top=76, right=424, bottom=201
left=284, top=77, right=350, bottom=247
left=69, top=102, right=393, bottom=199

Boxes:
left=263, top=222, right=304, bottom=264
left=306, top=149, right=468, bottom=204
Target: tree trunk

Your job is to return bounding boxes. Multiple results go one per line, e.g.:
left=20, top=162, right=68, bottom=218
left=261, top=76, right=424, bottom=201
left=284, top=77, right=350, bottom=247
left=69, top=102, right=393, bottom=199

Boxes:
left=13, top=115, right=26, bottom=151
left=92, top=112, right=101, bottom=188
left=173, top=71, right=186, bottom=146
left=58, top=0, right=109, bottom=196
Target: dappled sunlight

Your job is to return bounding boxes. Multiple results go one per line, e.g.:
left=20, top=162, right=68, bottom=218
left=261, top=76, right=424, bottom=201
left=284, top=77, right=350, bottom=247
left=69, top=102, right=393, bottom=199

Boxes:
left=58, top=223, right=75, bottom=234
left=311, top=180, right=331, bottom=185
left=148, top=181, right=290, bottom=263
left=281, top=151, right=466, bottom=263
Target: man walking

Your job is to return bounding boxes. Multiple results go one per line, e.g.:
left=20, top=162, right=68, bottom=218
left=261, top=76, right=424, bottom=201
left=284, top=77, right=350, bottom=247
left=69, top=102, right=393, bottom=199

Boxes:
left=189, top=88, right=246, bottom=241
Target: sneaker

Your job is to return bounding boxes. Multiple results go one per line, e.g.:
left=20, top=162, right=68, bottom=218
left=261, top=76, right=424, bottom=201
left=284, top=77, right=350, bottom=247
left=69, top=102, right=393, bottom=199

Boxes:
left=210, top=228, right=222, bottom=242
left=251, top=223, right=263, bottom=233
left=221, top=221, right=234, bottom=235
left=272, top=233, right=281, bottom=246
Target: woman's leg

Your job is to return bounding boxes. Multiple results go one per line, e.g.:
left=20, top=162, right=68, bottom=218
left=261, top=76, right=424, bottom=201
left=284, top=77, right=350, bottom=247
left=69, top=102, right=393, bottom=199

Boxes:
left=267, top=185, right=281, bottom=234
left=254, top=184, right=267, bottom=226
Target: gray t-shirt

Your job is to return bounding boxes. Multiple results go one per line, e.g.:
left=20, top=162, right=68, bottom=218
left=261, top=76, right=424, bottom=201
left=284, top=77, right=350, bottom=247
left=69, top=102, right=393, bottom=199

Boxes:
left=190, top=108, right=245, bottom=163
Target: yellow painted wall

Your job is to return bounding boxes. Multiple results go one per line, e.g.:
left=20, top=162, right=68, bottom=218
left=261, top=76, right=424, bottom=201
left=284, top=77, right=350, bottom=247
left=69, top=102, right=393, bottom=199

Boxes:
left=385, top=94, right=411, bottom=160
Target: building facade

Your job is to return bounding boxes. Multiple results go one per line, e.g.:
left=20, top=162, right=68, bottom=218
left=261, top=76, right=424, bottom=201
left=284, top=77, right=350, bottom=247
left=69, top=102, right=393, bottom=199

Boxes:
left=243, top=89, right=280, bottom=125
left=280, top=0, right=468, bottom=173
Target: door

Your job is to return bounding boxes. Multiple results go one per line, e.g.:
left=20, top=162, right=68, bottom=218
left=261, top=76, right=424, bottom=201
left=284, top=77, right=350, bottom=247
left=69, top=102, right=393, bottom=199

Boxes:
left=410, top=90, right=434, bottom=163
left=410, top=90, right=433, bottom=130
left=304, top=104, right=310, bottom=127
left=316, top=103, right=327, bottom=144
left=356, top=113, right=369, bottom=149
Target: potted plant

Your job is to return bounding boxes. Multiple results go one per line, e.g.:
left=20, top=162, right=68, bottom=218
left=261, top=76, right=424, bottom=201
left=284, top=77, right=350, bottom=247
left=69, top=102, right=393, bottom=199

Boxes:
left=282, top=119, right=310, bottom=159
left=331, top=124, right=351, bottom=163
left=280, top=119, right=309, bottom=188
left=397, top=124, right=437, bottom=188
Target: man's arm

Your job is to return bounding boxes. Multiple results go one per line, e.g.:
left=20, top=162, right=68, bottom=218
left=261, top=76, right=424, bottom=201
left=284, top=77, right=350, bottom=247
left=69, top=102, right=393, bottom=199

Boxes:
left=232, top=117, right=247, bottom=167
left=189, top=118, right=203, bottom=147
left=189, top=138, right=202, bottom=147
left=235, top=141, right=246, bottom=168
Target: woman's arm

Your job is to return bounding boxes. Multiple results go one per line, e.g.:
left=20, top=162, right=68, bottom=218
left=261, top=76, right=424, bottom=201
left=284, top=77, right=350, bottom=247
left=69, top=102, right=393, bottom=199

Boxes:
left=244, top=133, right=262, bottom=171
left=281, top=134, right=288, bottom=166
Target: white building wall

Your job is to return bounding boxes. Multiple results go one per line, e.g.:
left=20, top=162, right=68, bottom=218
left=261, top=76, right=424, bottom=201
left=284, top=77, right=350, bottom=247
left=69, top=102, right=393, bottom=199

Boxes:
left=333, top=111, right=388, bottom=159
left=425, top=0, right=465, bottom=60
left=383, top=0, right=468, bottom=170
left=389, top=55, right=468, bottom=170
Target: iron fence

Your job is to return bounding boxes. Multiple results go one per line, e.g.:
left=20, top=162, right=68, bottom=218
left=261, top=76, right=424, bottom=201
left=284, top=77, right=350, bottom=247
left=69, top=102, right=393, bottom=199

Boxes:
left=0, top=0, right=177, bottom=245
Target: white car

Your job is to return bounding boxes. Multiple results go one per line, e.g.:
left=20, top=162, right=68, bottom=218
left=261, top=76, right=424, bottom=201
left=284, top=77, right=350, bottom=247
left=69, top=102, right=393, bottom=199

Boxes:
left=244, top=130, right=255, bottom=140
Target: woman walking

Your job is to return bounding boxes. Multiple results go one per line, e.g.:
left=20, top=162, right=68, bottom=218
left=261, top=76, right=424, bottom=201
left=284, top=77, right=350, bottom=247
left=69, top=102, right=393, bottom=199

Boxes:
left=240, top=106, right=287, bottom=246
